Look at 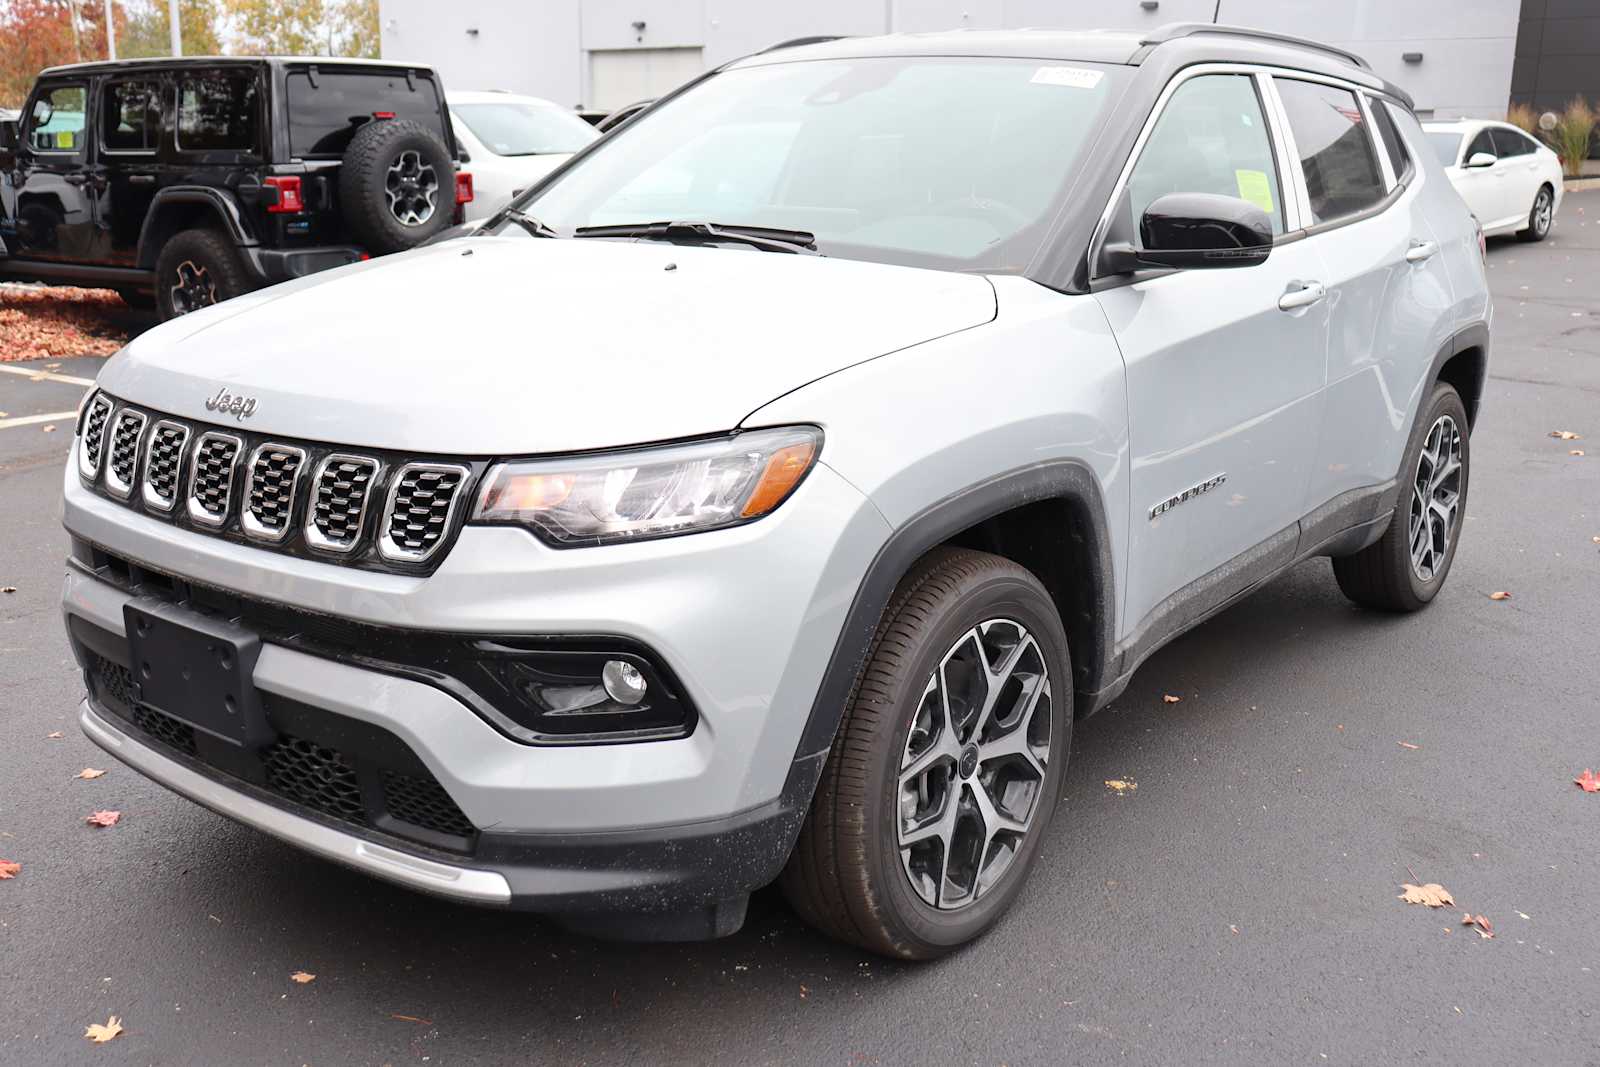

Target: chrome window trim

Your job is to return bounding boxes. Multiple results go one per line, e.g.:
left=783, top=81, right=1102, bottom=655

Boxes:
left=140, top=419, right=192, bottom=513
left=303, top=453, right=383, bottom=555
left=1360, top=92, right=1399, bottom=192
left=1256, top=72, right=1314, bottom=233
left=1265, top=72, right=1392, bottom=230
left=185, top=430, right=244, bottom=528
left=77, top=393, right=114, bottom=483
left=241, top=442, right=309, bottom=544
left=377, top=462, right=472, bottom=564
left=102, top=409, right=148, bottom=501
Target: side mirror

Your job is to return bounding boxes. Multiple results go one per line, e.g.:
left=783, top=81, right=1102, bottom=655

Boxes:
left=1103, top=192, right=1273, bottom=273
left=1465, top=151, right=1497, bottom=168
left=0, top=120, right=17, bottom=152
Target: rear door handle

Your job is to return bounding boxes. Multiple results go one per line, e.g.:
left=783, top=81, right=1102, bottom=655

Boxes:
left=128, top=174, right=155, bottom=184
left=1405, top=240, right=1439, bottom=263
left=1278, top=280, right=1326, bottom=311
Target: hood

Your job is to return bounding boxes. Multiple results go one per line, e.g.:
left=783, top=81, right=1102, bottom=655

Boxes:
left=98, top=237, right=995, bottom=455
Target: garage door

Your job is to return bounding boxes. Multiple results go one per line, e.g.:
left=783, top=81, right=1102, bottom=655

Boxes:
left=589, top=47, right=705, bottom=111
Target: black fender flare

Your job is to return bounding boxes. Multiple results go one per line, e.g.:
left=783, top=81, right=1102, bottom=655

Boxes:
left=1426, top=320, right=1490, bottom=430
left=136, top=187, right=256, bottom=269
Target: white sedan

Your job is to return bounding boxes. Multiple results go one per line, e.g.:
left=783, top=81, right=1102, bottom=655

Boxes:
left=1424, top=119, right=1563, bottom=241
left=448, top=91, right=599, bottom=221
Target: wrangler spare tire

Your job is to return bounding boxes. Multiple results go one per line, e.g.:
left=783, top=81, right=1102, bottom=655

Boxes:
left=339, top=118, right=454, bottom=255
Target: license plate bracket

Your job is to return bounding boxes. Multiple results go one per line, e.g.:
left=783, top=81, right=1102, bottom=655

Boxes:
left=123, top=599, right=273, bottom=749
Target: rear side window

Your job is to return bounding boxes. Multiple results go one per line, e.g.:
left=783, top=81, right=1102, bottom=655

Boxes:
left=178, top=71, right=260, bottom=152
left=1490, top=126, right=1535, bottom=158
left=102, top=80, right=162, bottom=153
left=1275, top=79, right=1386, bottom=225
left=285, top=70, right=445, bottom=158
left=1126, top=73, right=1285, bottom=235
left=1369, top=99, right=1410, bottom=180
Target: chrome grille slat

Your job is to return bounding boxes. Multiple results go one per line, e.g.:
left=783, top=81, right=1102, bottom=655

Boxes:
left=186, top=431, right=244, bottom=527
left=78, top=394, right=114, bottom=481
left=103, top=409, right=148, bottom=500
left=141, top=420, right=191, bottom=512
left=379, top=463, right=470, bottom=563
left=305, top=454, right=380, bottom=553
left=242, top=443, right=307, bottom=543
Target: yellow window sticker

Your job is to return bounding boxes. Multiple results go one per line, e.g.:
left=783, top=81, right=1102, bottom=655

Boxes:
left=1234, top=169, right=1274, bottom=214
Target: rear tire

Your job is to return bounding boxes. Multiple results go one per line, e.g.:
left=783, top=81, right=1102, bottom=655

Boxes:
left=154, top=228, right=254, bottom=320
left=1332, top=383, right=1470, bottom=611
left=781, top=548, right=1072, bottom=959
left=1518, top=184, right=1553, bottom=242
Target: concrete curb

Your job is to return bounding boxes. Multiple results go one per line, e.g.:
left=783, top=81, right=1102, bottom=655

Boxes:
left=1563, top=177, right=1600, bottom=192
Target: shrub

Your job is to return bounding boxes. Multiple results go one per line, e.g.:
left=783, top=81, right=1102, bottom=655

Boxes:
left=1506, top=102, right=1539, bottom=136
left=1552, top=97, right=1596, bottom=178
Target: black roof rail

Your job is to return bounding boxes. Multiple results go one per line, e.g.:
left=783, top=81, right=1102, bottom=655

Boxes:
left=760, top=35, right=847, bottom=54
left=1141, top=22, right=1371, bottom=71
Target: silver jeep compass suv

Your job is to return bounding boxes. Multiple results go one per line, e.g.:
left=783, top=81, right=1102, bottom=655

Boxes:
left=62, top=25, right=1490, bottom=959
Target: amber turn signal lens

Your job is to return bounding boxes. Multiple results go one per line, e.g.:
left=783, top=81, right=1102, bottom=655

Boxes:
left=741, top=441, right=817, bottom=518
left=488, top=472, right=574, bottom=513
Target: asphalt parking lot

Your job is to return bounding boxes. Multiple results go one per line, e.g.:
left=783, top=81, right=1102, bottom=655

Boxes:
left=2, top=190, right=1598, bottom=1066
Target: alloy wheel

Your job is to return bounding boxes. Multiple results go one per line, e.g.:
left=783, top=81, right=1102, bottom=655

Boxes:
left=1533, top=189, right=1552, bottom=236
left=385, top=150, right=439, bottom=226
left=1408, top=414, right=1463, bottom=582
left=169, top=260, right=215, bottom=315
left=898, top=618, right=1052, bottom=910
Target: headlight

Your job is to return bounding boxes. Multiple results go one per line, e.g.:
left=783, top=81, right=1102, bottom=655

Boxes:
left=471, top=426, right=821, bottom=546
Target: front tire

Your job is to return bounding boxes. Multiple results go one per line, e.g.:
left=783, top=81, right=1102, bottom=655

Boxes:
left=781, top=548, right=1072, bottom=959
left=1519, top=184, right=1553, bottom=242
left=1333, top=383, right=1470, bottom=611
left=154, top=228, right=254, bottom=320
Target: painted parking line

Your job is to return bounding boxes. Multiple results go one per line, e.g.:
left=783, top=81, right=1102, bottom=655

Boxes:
left=0, top=363, right=97, bottom=387
left=0, top=410, right=77, bottom=431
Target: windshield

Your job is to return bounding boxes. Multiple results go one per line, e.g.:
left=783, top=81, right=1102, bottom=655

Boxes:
left=508, top=56, right=1123, bottom=271
left=453, top=101, right=599, bottom=156
left=1427, top=131, right=1463, bottom=167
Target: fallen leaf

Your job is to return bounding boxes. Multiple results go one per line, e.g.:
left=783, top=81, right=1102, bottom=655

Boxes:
left=1104, top=778, right=1138, bottom=794
left=1593, top=536, right=1600, bottom=545
left=1550, top=430, right=1582, bottom=440
left=0, top=859, right=20, bottom=880
left=1399, top=882, right=1455, bottom=908
left=85, top=810, right=121, bottom=827
left=1162, top=694, right=1182, bottom=704
left=41, top=424, right=56, bottom=433
left=1488, top=591, right=1512, bottom=601
left=290, top=971, right=316, bottom=984
left=46, top=731, right=63, bottom=739
left=83, top=1016, right=124, bottom=1044
left=1571, top=449, right=1586, bottom=456
left=0, top=586, right=15, bottom=594
left=1575, top=769, right=1600, bottom=793
left=1398, top=741, right=1420, bottom=750
left=75, top=768, right=106, bottom=780
left=1461, top=913, right=1495, bottom=939
left=390, top=1013, right=432, bottom=1025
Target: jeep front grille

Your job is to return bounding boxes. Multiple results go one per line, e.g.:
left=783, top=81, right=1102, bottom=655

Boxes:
left=242, top=444, right=307, bottom=542
left=380, top=463, right=470, bottom=563
left=187, top=432, right=243, bottom=527
left=141, top=421, right=191, bottom=512
left=104, top=409, right=147, bottom=499
left=78, top=395, right=479, bottom=574
left=78, top=394, right=114, bottom=479
left=306, top=455, right=379, bottom=553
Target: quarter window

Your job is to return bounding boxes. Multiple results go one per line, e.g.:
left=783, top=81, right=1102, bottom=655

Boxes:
left=1126, top=74, right=1285, bottom=236
left=27, top=83, right=87, bottom=153
left=102, top=80, right=162, bottom=153
left=177, top=71, right=260, bottom=152
left=1275, top=79, right=1386, bottom=225
left=1369, top=99, right=1410, bottom=181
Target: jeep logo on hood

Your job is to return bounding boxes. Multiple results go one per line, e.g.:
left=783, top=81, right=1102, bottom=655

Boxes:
left=204, top=387, right=258, bottom=421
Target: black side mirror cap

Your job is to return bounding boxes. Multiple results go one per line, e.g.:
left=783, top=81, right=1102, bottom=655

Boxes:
left=1127, top=192, right=1274, bottom=271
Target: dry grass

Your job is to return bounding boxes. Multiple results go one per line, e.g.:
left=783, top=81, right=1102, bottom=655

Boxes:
left=1552, top=97, right=1597, bottom=178
left=0, top=284, right=130, bottom=362
left=1505, top=102, right=1540, bottom=137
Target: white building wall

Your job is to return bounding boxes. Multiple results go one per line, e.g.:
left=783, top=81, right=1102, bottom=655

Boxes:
left=380, top=0, right=1517, bottom=118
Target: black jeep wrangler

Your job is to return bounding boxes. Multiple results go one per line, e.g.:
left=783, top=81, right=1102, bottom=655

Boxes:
left=0, top=57, right=470, bottom=319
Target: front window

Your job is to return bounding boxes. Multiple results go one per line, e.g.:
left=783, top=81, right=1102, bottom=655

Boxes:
left=509, top=56, right=1124, bottom=272
left=453, top=101, right=597, bottom=156
left=1427, top=132, right=1462, bottom=167
left=27, top=83, right=87, bottom=152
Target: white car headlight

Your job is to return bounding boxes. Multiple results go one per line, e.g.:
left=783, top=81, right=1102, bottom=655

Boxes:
left=471, top=426, right=821, bottom=546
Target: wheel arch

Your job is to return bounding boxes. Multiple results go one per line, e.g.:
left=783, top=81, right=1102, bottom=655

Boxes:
left=137, top=188, right=256, bottom=270
left=1431, top=321, right=1489, bottom=431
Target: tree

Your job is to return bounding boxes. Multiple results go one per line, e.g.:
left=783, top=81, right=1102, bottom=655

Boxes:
left=120, top=0, right=224, bottom=58
left=0, top=1, right=91, bottom=108
left=222, top=0, right=376, bottom=57
left=331, top=0, right=378, bottom=59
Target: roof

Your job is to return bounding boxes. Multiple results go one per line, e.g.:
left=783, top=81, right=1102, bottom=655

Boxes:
left=1421, top=119, right=1513, bottom=131
left=37, top=55, right=435, bottom=77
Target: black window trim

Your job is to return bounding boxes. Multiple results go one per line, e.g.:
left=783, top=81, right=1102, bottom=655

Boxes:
left=99, top=76, right=162, bottom=157
left=23, top=78, right=91, bottom=157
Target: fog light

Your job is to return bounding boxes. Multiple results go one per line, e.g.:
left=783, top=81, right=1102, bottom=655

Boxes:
left=602, top=659, right=648, bottom=705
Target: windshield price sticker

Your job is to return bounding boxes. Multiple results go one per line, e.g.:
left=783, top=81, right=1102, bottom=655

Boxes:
left=1031, top=67, right=1104, bottom=89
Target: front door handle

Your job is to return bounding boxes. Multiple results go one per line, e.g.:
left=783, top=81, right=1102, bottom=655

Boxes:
left=1278, top=280, right=1326, bottom=311
left=1405, top=240, right=1439, bottom=263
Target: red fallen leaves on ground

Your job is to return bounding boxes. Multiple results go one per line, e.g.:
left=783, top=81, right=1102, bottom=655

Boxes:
left=1462, top=913, right=1495, bottom=939
left=1575, top=769, right=1600, bottom=793
left=85, top=810, right=121, bottom=827
left=0, top=859, right=20, bottom=880
left=0, top=285, right=130, bottom=363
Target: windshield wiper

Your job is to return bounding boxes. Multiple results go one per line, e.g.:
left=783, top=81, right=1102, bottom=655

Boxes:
left=573, top=220, right=821, bottom=255
left=500, top=208, right=561, bottom=238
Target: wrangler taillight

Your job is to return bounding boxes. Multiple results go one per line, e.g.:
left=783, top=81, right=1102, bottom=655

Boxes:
left=264, top=175, right=304, bottom=214
left=454, top=171, right=474, bottom=206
